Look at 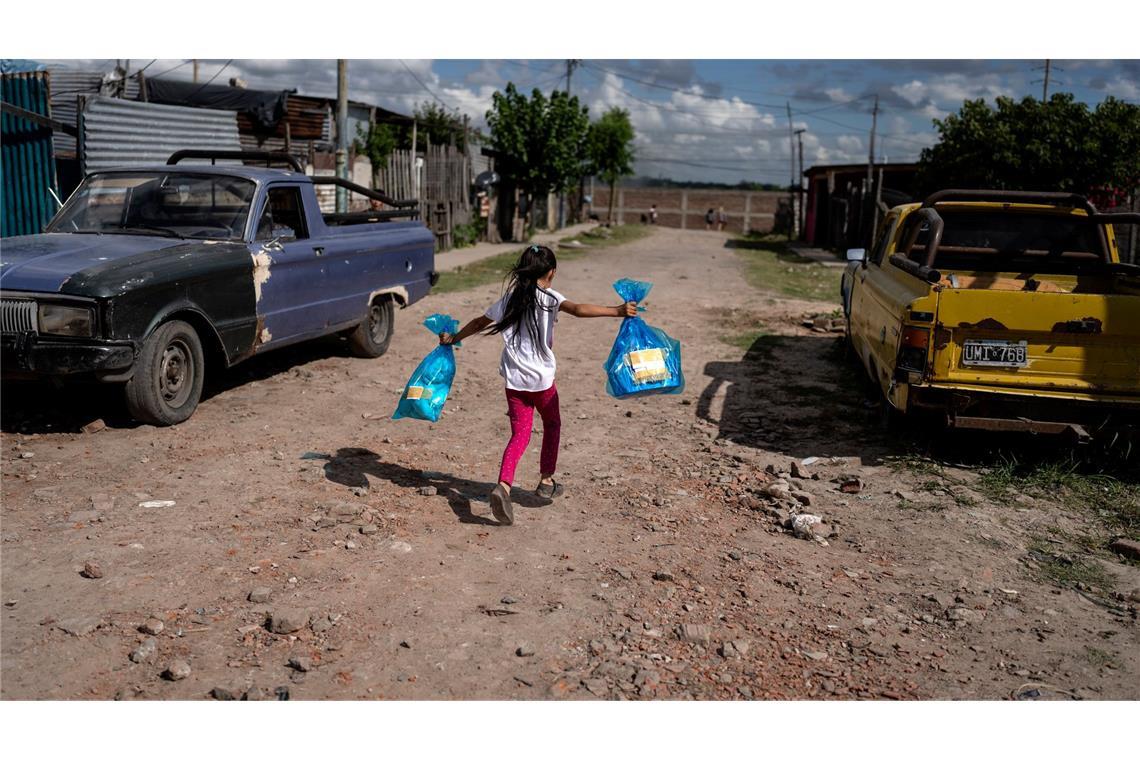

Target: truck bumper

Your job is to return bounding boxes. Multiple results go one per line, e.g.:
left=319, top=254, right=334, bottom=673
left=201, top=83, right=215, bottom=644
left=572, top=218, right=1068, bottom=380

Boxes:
left=1, top=332, right=135, bottom=379
left=908, top=384, right=1140, bottom=439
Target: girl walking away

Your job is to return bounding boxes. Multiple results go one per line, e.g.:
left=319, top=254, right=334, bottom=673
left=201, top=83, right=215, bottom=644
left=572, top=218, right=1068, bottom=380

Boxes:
left=440, top=244, right=636, bottom=525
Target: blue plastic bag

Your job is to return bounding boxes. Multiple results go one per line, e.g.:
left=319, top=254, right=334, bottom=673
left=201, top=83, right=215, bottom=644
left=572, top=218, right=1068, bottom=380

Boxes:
left=603, top=279, right=684, bottom=398
left=393, top=314, right=461, bottom=421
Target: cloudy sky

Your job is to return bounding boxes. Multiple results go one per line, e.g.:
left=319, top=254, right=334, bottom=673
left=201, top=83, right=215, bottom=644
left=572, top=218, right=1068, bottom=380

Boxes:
left=44, top=58, right=1140, bottom=184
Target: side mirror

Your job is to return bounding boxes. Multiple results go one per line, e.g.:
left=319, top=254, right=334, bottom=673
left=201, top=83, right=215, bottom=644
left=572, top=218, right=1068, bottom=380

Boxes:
left=846, top=248, right=867, bottom=263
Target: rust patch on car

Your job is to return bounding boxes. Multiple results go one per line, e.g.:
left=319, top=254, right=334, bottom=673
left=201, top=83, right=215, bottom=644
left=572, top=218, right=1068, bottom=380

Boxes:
left=934, top=326, right=953, bottom=349
left=1051, top=316, right=1102, bottom=334
left=957, top=317, right=1007, bottom=331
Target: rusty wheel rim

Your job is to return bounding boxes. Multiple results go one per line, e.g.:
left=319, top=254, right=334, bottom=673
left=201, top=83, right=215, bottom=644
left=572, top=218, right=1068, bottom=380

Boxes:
left=368, top=302, right=389, bottom=344
left=159, top=337, right=194, bottom=407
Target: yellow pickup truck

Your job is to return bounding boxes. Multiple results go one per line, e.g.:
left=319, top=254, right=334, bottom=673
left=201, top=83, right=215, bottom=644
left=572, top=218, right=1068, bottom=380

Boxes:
left=840, top=189, right=1140, bottom=442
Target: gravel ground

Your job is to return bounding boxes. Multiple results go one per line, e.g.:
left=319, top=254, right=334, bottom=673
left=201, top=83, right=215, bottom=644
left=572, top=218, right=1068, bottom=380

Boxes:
left=2, top=227, right=1136, bottom=700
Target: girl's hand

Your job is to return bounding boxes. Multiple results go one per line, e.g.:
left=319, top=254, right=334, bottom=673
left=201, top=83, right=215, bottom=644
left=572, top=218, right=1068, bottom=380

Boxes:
left=439, top=332, right=454, bottom=345
left=617, top=302, right=638, bottom=318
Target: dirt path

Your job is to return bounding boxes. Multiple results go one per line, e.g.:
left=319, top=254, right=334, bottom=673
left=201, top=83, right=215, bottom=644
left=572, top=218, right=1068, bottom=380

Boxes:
left=2, top=227, right=1137, bottom=700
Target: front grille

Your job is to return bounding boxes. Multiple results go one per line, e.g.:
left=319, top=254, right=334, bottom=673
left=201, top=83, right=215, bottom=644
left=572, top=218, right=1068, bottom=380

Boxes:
left=1, top=299, right=37, bottom=334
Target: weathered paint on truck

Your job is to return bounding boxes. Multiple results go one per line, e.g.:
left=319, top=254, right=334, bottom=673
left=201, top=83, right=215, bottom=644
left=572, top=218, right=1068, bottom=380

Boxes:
left=841, top=190, right=1140, bottom=440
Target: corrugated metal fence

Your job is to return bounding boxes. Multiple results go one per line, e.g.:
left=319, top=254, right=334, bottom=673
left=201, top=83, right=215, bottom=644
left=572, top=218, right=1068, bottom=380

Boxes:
left=1, top=71, right=59, bottom=237
left=81, top=96, right=240, bottom=174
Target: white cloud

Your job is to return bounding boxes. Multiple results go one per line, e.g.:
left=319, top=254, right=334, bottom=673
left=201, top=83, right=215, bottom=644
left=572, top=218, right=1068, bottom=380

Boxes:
left=1103, top=76, right=1139, bottom=100
left=837, top=135, right=863, bottom=153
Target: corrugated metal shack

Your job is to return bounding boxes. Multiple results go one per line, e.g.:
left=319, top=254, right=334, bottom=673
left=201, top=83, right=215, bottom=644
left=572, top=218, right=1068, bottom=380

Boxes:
left=1, top=70, right=60, bottom=237
left=80, top=96, right=242, bottom=173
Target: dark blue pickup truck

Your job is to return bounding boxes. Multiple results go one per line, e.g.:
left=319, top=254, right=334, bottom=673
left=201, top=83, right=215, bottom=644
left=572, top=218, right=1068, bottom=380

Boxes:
left=1, top=151, right=436, bottom=425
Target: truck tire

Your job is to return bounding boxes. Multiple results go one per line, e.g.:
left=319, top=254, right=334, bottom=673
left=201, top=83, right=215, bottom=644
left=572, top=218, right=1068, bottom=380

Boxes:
left=347, top=296, right=394, bottom=358
left=124, top=319, right=205, bottom=426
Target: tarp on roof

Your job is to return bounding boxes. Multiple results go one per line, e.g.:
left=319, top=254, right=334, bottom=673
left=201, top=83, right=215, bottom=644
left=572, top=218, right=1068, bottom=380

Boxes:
left=144, top=78, right=291, bottom=132
left=1, top=59, right=46, bottom=74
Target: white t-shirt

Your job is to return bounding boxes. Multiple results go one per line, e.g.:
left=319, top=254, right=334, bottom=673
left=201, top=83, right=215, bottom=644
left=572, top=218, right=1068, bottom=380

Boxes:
left=485, top=286, right=566, bottom=392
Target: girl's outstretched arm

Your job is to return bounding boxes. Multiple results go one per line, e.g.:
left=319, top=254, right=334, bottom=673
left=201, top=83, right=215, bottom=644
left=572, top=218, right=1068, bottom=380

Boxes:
left=560, top=300, right=637, bottom=318
left=440, top=314, right=493, bottom=345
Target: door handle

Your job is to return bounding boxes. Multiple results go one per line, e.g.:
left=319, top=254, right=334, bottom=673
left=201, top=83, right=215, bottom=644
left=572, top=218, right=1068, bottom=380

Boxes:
left=313, top=246, right=325, bottom=256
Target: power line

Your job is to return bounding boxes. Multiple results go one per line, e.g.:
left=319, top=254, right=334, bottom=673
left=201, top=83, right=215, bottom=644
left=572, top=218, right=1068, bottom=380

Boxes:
left=148, top=60, right=192, bottom=80
left=186, top=59, right=233, bottom=98
left=582, top=60, right=787, bottom=110
left=398, top=59, right=453, bottom=110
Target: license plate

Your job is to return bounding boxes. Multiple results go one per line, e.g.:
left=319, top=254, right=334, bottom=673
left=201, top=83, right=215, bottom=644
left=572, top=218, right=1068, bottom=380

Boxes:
left=961, top=339, right=1028, bottom=368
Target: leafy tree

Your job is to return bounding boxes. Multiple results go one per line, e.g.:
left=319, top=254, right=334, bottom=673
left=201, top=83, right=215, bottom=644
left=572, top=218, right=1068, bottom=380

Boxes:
left=486, top=83, right=590, bottom=227
left=587, top=107, right=636, bottom=222
left=918, top=94, right=1140, bottom=199
left=354, top=122, right=398, bottom=187
left=412, top=101, right=475, bottom=152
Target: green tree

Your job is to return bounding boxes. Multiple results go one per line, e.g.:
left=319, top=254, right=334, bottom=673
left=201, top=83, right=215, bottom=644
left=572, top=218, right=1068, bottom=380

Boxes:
left=354, top=122, right=398, bottom=187
left=412, top=101, right=474, bottom=152
left=486, top=83, right=590, bottom=228
left=918, top=94, right=1140, bottom=197
left=587, top=107, right=636, bottom=223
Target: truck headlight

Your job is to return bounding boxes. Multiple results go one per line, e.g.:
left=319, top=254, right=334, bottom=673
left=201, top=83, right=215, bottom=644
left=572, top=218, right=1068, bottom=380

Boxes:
left=38, top=303, right=94, bottom=337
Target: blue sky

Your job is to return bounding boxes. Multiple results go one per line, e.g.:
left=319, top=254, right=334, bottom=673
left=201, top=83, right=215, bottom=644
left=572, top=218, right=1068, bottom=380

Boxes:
left=44, top=58, right=1140, bottom=184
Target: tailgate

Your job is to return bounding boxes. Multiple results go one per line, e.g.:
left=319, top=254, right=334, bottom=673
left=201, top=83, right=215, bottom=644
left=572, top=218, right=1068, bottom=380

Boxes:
left=930, top=288, right=1140, bottom=397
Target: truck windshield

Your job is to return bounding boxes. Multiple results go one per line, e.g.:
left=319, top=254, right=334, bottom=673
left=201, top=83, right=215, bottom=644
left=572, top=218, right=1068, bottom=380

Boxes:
left=47, top=172, right=257, bottom=241
left=904, top=210, right=1105, bottom=274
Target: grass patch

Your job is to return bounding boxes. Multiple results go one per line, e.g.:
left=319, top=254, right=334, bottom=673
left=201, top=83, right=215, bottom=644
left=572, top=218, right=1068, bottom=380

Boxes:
left=979, top=454, right=1140, bottom=540
left=1027, top=537, right=1114, bottom=591
left=731, top=233, right=843, bottom=303
left=559, top=223, right=652, bottom=249
left=1084, top=646, right=1119, bottom=669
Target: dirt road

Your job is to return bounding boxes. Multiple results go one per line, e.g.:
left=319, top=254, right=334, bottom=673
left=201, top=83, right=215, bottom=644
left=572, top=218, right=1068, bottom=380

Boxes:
left=2, top=227, right=1137, bottom=700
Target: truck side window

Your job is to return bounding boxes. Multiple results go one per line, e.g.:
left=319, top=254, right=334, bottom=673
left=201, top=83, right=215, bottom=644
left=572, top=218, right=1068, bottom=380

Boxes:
left=256, top=186, right=308, bottom=242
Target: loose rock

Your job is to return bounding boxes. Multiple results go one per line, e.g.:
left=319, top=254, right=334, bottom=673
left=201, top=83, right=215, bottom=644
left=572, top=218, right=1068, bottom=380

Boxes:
left=288, top=656, right=312, bottom=672
left=418, top=486, right=438, bottom=496
left=652, top=569, right=675, bottom=582
left=163, top=660, right=191, bottom=681
left=80, top=561, right=103, bottom=579
left=129, top=637, right=157, bottom=663
left=210, top=686, right=237, bottom=700
left=248, top=587, right=272, bottom=604
left=516, top=642, right=536, bottom=657
left=267, top=609, right=309, bottom=634
left=139, top=618, right=164, bottom=636
left=678, top=624, right=712, bottom=644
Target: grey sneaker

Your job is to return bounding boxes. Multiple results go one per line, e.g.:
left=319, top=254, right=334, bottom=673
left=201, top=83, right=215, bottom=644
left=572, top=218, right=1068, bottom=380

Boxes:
left=536, top=480, right=564, bottom=499
left=490, top=483, right=513, bottom=525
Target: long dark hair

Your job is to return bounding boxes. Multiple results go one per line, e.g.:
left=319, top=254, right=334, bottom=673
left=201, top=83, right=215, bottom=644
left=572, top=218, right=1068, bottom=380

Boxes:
left=488, top=244, right=558, bottom=355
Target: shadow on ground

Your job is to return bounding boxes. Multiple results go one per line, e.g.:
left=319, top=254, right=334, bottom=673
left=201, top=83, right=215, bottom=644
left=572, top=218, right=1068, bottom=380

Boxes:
left=320, top=447, right=552, bottom=527
left=0, top=335, right=356, bottom=434
left=696, top=332, right=1137, bottom=473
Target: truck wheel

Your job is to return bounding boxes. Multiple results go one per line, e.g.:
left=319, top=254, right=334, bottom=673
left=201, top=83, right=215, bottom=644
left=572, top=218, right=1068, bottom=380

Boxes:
left=124, top=319, right=205, bottom=426
left=347, top=296, right=394, bottom=358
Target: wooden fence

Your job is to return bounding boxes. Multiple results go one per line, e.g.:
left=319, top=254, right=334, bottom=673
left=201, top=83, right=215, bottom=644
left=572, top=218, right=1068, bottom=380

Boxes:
left=374, top=142, right=473, bottom=251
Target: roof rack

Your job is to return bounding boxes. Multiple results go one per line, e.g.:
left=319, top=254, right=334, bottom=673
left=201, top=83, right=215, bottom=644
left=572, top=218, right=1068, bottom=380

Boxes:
left=166, top=150, right=304, bottom=174
left=309, top=175, right=418, bottom=210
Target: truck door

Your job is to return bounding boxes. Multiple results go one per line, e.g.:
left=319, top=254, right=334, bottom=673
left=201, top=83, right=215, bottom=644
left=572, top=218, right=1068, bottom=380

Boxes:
left=249, top=184, right=329, bottom=347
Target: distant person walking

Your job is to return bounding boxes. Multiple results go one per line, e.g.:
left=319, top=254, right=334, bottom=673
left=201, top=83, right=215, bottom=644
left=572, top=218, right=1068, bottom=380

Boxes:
left=649, top=204, right=658, bottom=225
left=705, top=208, right=715, bottom=230
left=717, top=206, right=728, bottom=231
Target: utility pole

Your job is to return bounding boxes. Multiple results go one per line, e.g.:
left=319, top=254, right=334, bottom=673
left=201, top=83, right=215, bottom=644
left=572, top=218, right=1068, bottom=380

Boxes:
left=1042, top=59, right=1051, bottom=100
left=565, top=59, right=580, bottom=94
left=192, top=59, right=199, bottom=84
left=786, top=102, right=796, bottom=238
left=865, top=94, right=879, bottom=244
left=335, top=59, right=349, bottom=213
left=795, top=128, right=806, bottom=240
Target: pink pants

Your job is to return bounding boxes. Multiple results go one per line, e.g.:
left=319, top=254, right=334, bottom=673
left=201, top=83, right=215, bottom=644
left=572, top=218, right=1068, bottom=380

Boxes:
left=498, top=384, right=561, bottom=486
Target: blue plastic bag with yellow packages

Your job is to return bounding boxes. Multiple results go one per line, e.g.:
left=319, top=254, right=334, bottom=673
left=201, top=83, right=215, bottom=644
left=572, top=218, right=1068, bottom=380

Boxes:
left=603, top=279, right=684, bottom=398
left=392, top=314, right=460, bottom=421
